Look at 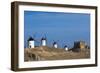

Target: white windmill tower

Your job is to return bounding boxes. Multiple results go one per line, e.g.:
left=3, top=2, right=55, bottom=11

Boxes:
left=53, top=41, right=58, bottom=48
left=64, top=45, right=68, bottom=51
left=27, top=36, right=35, bottom=48
left=41, top=34, right=47, bottom=46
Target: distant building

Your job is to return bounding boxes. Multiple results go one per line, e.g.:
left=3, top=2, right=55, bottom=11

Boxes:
left=74, top=41, right=85, bottom=50
left=27, top=37, right=35, bottom=48
left=41, top=37, right=47, bottom=46
left=53, top=42, right=58, bottom=48
left=64, top=45, right=68, bottom=51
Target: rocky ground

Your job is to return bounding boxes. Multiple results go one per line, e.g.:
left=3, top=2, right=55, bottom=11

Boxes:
left=24, top=46, right=90, bottom=61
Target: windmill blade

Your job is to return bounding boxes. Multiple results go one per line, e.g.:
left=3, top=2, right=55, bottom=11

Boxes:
left=52, top=40, right=55, bottom=42
left=33, top=32, right=40, bottom=42
left=44, top=33, right=47, bottom=38
left=57, top=40, right=59, bottom=42
left=33, top=32, right=37, bottom=38
left=36, top=41, right=40, bottom=45
left=33, top=37, right=40, bottom=43
left=35, top=40, right=40, bottom=43
left=62, top=42, right=65, bottom=48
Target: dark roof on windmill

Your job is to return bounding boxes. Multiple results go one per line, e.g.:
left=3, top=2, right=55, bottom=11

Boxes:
left=41, top=37, right=46, bottom=40
left=64, top=45, right=67, bottom=48
left=28, top=37, right=34, bottom=41
left=53, top=42, right=57, bottom=45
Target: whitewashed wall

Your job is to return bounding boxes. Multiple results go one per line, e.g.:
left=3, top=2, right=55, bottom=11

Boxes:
left=29, top=41, right=35, bottom=48
left=42, top=40, right=46, bottom=46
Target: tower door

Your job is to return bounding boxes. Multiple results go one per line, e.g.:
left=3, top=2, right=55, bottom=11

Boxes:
left=29, top=45, right=31, bottom=48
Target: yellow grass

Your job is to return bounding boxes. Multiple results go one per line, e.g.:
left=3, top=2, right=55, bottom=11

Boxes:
left=24, top=46, right=90, bottom=61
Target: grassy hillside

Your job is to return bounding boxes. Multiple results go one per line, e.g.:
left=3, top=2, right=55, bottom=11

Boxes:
left=24, top=46, right=90, bottom=61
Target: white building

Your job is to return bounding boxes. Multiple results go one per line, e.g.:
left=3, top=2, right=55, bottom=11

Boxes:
left=64, top=45, right=68, bottom=51
left=41, top=37, right=47, bottom=46
left=53, top=42, right=58, bottom=48
left=28, top=37, right=35, bottom=48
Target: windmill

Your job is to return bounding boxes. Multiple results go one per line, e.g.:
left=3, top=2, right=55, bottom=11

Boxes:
left=52, top=40, right=59, bottom=48
left=64, top=45, right=68, bottom=51
left=62, top=41, right=69, bottom=50
left=41, top=33, right=47, bottom=46
left=27, top=36, right=35, bottom=48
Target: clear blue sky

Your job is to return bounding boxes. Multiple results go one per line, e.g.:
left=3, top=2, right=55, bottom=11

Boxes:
left=24, top=11, right=90, bottom=48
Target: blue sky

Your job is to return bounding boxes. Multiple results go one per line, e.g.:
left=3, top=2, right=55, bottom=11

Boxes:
left=24, top=11, right=90, bottom=48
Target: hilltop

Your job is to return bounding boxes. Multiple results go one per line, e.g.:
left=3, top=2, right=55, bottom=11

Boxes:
left=24, top=46, right=90, bottom=61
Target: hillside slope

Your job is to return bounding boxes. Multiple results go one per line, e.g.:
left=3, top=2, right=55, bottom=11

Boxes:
left=24, top=46, right=90, bottom=61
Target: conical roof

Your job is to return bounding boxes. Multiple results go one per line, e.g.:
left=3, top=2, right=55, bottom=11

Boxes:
left=64, top=45, right=67, bottom=48
left=28, top=37, right=34, bottom=41
left=53, top=42, right=57, bottom=45
left=41, top=37, right=46, bottom=40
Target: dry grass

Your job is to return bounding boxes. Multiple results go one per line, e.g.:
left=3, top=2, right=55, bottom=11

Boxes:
left=24, top=46, right=90, bottom=61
